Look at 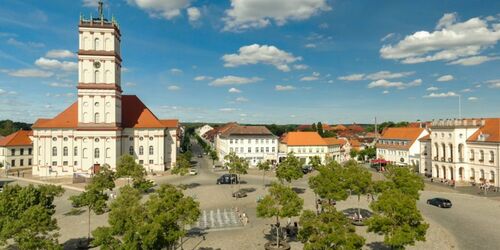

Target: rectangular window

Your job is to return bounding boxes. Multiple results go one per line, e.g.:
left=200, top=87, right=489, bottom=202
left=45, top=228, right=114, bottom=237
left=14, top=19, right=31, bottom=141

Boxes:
left=74, top=161, right=78, bottom=166
left=28, top=159, right=32, bottom=165
left=63, top=161, right=68, bottom=166
left=20, top=149, right=24, bottom=155
left=248, top=147, right=251, bottom=153
left=28, top=148, right=32, bottom=155
left=235, top=139, right=238, bottom=144
left=149, top=160, right=154, bottom=164
left=255, top=147, right=259, bottom=153
left=235, top=147, right=239, bottom=153
left=248, top=139, right=251, bottom=143
left=11, top=149, right=15, bottom=156
left=230, top=147, right=234, bottom=152
left=139, top=160, right=144, bottom=164
left=11, top=160, right=15, bottom=167
left=272, top=147, right=275, bottom=152
left=52, top=161, right=57, bottom=166
left=230, top=139, right=233, bottom=144
left=261, top=147, right=264, bottom=153
left=266, top=147, right=269, bottom=153
left=20, top=159, right=24, bottom=166
left=240, top=147, right=243, bottom=153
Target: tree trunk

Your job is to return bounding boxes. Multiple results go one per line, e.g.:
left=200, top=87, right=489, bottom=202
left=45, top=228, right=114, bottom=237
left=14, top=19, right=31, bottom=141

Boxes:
left=88, top=207, right=91, bottom=243
left=276, top=216, right=280, bottom=247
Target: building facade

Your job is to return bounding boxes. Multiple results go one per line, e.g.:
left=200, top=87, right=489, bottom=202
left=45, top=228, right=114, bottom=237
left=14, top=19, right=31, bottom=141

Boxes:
left=31, top=8, right=177, bottom=177
left=0, top=130, right=33, bottom=169
left=196, top=125, right=214, bottom=137
left=376, top=127, right=429, bottom=166
left=279, top=132, right=328, bottom=165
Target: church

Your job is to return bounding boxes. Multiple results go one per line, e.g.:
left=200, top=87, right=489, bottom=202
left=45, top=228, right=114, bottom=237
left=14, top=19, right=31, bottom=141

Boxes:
left=32, top=3, right=178, bottom=177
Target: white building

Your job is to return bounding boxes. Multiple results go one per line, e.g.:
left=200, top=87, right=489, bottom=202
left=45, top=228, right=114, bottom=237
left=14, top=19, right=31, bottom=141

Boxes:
left=196, top=125, right=213, bottom=137
left=424, top=118, right=500, bottom=187
left=31, top=7, right=178, bottom=177
left=0, top=130, right=33, bottom=169
left=279, top=132, right=329, bottom=165
left=376, top=127, right=429, bottom=166
left=215, top=123, right=278, bottom=167
left=324, top=137, right=344, bottom=163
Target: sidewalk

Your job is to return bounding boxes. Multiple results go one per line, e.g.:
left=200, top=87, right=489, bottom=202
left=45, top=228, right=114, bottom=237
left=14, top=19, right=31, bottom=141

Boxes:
left=5, top=175, right=85, bottom=192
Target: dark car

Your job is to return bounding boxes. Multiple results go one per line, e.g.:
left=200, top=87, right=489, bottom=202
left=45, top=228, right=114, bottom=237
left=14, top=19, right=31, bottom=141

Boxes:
left=302, top=165, right=313, bottom=174
left=217, top=174, right=239, bottom=184
left=427, top=198, right=452, bottom=208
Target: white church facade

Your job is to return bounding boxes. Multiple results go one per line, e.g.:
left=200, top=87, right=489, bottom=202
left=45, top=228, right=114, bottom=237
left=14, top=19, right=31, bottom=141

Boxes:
left=32, top=7, right=178, bottom=177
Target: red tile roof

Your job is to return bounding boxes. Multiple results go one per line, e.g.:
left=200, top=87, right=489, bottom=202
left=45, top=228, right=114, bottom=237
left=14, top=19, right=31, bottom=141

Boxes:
left=323, top=137, right=344, bottom=145
left=0, top=130, right=33, bottom=147
left=32, top=95, right=177, bottom=129
left=376, top=127, right=426, bottom=150
left=332, top=124, right=347, bottom=131
left=349, top=139, right=362, bottom=148
left=220, top=125, right=273, bottom=137
left=281, top=131, right=327, bottom=146
left=467, top=118, right=500, bottom=143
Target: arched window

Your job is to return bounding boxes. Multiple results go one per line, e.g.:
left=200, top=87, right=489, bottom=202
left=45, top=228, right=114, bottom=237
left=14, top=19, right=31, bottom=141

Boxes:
left=490, top=171, right=495, bottom=182
left=105, top=112, right=110, bottom=123
left=94, top=70, right=101, bottom=82
left=480, top=150, right=485, bottom=162
left=105, top=70, right=111, bottom=83
left=106, top=148, right=111, bottom=158
left=82, top=69, right=88, bottom=82
left=490, top=151, right=495, bottom=163
left=95, top=113, right=100, bottom=123
left=83, top=112, right=89, bottom=123
left=63, top=147, right=68, bottom=156
left=104, top=38, right=111, bottom=50
left=52, top=147, right=57, bottom=156
left=74, top=147, right=78, bottom=156
left=38, top=146, right=41, bottom=156
left=149, top=146, right=154, bottom=155
left=94, top=38, right=100, bottom=50
left=94, top=148, right=100, bottom=158
left=129, top=146, right=134, bottom=155
left=83, top=37, right=89, bottom=50
left=470, top=149, right=475, bottom=161
left=139, top=146, right=144, bottom=155
left=480, top=169, right=485, bottom=180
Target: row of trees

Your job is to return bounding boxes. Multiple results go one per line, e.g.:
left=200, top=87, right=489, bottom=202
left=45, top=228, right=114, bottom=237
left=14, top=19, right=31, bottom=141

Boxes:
left=0, top=119, right=31, bottom=136
left=309, top=122, right=336, bottom=138
left=350, top=146, right=377, bottom=162
left=254, top=152, right=428, bottom=249
left=195, top=135, right=219, bottom=164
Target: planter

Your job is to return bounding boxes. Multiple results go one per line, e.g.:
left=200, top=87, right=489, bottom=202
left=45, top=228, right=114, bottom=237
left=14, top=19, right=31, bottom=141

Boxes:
left=264, top=242, right=291, bottom=250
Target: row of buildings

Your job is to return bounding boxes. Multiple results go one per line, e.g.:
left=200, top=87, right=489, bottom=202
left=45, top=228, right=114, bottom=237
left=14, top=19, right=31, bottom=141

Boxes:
left=376, top=118, right=500, bottom=187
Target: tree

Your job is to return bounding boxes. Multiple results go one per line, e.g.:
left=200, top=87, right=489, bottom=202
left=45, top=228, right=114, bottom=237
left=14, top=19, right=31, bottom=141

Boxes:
left=257, top=182, right=304, bottom=248
left=350, top=149, right=358, bottom=160
left=299, top=205, right=365, bottom=250
left=367, top=188, right=428, bottom=249
left=209, top=150, right=219, bottom=165
left=309, top=161, right=349, bottom=205
left=317, top=122, right=324, bottom=136
left=70, top=165, right=115, bottom=242
left=344, top=162, right=372, bottom=218
left=275, top=152, right=303, bottom=185
left=172, top=154, right=191, bottom=187
left=385, top=165, right=424, bottom=200
left=224, top=152, right=249, bottom=191
left=257, top=160, right=271, bottom=187
left=116, top=154, right=154, bottom=192
left=311, top=123, right=317, bottom=131
left=0, top=184, right=64, bottom=249
left=308, top=155, right=322, bottom=170
left=92, top=184, right=200, bottom=249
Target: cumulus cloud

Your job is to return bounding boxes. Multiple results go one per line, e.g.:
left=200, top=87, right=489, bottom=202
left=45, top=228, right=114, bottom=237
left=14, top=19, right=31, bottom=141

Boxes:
left=300, top=72, right=320, bottom=81
left=219, top=108, right=238, bottom=112
left=423, top=91, right=458, bottom=98
left=382, top=90, right=390, bottom=94
left=305, top=43, right=316, bottom=48
left=437, top=74, right=454, bottom=82
left=45, top=49, right=76, bottom=59
left=275, top=85, right=296, bottom=91
left=293, top=64, right=309, bottom=70
left=468, top=96, right=478, bottom=101
left=228, top=87, right=242, bottom=93
left=194, top=75, right=213, bottom=81
left=486, top=79, right=500, bottom=88
left=447, top=56, right=500, bottom=66
left=167, top=85, right=181, bottom=91
left=170, top=68, right=183, bottom=74
left=426, top=86, right=439, bottom=91
left=35, top=57, right=77, bottom=71
left=380, top=13, right=500, bottom=65
left=235, top=97, right=249, bottom=102
left=187, top=7, right=201, bottom=22
left=8, top=69, right=53, bottom=78
left=127, top=0, right=191, bottom=19
left=209, top=75, right=262, bottom=86
left=368, top=79, right=422, bottom=89
left=338, top=71, right=414, bottom=81
left=222, top=44, right=301, bottom=72
left=222, top=0, right=331, bottom=31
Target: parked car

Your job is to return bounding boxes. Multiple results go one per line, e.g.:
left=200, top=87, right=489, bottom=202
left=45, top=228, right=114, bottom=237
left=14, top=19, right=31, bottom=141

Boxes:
left=302, top=165, right=313, bottom=174
left=232, top=190, right=247, bottom=198
left=189, top=168, right=198, bottom=175
left=427, top=198, right=452, bottom=208
left=217, top=174, right=239, bottom=184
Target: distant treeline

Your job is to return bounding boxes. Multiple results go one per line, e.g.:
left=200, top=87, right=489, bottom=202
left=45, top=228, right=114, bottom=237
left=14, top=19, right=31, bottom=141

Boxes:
left=0, top=120, right=32, bottom=136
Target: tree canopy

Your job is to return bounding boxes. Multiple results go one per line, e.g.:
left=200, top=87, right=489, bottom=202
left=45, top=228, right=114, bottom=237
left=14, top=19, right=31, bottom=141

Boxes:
left=275, top=152, right=303, bottom=184
left=116, top=154, right=154, bottom=192
left=308, top=161, right=349, bottom=202
left=0, top=184, right=64, bottom=249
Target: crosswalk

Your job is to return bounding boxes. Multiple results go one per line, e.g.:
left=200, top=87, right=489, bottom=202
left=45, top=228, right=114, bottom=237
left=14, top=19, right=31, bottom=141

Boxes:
left=192, top=208, right=243, bottom=230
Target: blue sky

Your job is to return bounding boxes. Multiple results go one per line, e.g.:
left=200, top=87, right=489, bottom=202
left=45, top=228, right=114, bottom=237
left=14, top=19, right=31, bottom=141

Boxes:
left=0, top=0, right=499, bottom=125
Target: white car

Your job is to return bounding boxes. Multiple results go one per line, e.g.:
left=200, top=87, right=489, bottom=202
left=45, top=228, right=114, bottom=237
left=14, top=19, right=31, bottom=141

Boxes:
left=189, top=168, right=198, bottom=175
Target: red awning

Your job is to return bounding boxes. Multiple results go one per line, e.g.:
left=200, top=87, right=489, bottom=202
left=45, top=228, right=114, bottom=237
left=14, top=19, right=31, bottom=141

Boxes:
left=371, top=159, right=388, bottom=164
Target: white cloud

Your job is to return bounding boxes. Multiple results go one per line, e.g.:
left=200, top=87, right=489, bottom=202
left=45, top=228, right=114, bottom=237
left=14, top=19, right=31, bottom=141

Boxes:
left=305, top=43, right=316, bottom=48
left=301, top=72, right=320, bottom=81
left=448, top=56, right=500, bottom=66
left=187, top=7, right=201, bottom=22
left=382, top=90, right=390, bottom=94
left=426, top=86, right=439, bottom=91
left=468, top=96, right=478, bottom=101
left=222, top=44, right=301, bottom=72
left=83, top=0, right=99, bottom=7
left=423, top=91, right=458, bottom=98
left=461, top=88, right=472, bottom=92
left=368, top=79, right=422, bottom=89
left=127, top=0, right=191, bottom=19
left=222, top=0, right=331, bottom=31
left=235, top=97, right=249, bottom=102
left=228, top=87, right=242, bottom=93
left=8, top=69, right=53, bottom=78
left=275, top=85, right=296, bottom=91
left=6, top=38, right=44, bottom=48
left=45, top=49, right=76, bottom=59
left=380, top=33, right=395, bottom=42
left=486, top=79, right=500, bottom=88
left=209, top=75, right=262, bottom=86
left=380, top=13, right=500, bottom=64
left=35, top=57, right=77, bottom=71
left=169, top=68, right=183, bottom=74
left=437, top=74, right=454, bottom=82
left=338, top=71, right=414, bottom=81
left=293, top=64, right=309, bottom=70
left=219, top=108, right=237, bottom=112
left=48, top=82, right=74, bottom=88
left=194, top=75, right=213, bottom=81
left=167, top=85, right=181, bottom=91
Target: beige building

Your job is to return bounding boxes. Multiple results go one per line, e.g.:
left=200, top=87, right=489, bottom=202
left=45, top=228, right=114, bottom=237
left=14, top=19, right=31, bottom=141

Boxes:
left=279, top=132, right=329, bottom=165
left=376, top=127, right=429, bottom=166
left=0, top=130, right=33, bottom=169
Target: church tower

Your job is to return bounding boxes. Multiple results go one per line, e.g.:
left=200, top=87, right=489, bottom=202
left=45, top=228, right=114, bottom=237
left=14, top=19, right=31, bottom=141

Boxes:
left=77, top=1, right=122, bottom=128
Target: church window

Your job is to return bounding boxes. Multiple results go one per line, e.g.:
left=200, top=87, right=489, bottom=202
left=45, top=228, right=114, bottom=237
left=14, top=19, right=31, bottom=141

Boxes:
left=139, top=137, right=144, bottom=141
left=95, top=113, right=100, bottom=123
left=106, top=148, right=111, bottom=158
left=94, top=148, right=100, bottom=158
left=95, top=138, right=100, bottom=142
left=74, top=147, right=78, bottom=156
left=52, top=137, right=57, bottom=141
left=129, top=136, right=134, bottom=141
left=149, top=146, right=154, bottom=155
left=105, top=112, right=110, bottom=123
left=83, top=112, right=89, bottom=123
left=63, top=147, right=68, bottom=156
left=63, top=137, right=68, bottom=141
left=139, top=146, right=144, bottom=155
left=52, top=147, right=57, bottom=156
left=149, top=137, right=154, bottom=141
left=94, top=38, right=100, bottom=50
left=94, top=70, right=100, bottom=82
left=83, top=148, right=88, bottom=158
left=95, top=102, right=100, bottom=107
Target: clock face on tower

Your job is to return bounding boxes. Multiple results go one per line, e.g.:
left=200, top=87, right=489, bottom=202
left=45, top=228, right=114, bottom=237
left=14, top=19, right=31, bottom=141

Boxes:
left=93, top=61, right=101, bottom=68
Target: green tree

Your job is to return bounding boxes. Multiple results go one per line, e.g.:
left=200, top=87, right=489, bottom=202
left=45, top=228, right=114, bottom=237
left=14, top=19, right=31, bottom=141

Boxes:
left=344, top=162, right=372, bottom=218
left=92, top=184, right=200, bottom=249
left=0, top=184, right=64, bottom=249
left=317, top=122, right=324, bottom=136
left=224, top=152, right=249, bottom=191
left=350, top=149, right=359, bottom=160
left=299, top=205, right=365, bottom=250
left=116, top=154, right=154, bottom=192
left=70, top=165, right=115, bottom=242
left=276, top=152, right=303, bottom=185
left=308, top=155, right=322, bottom=170
left=309, top=161, right=349, bottom=204
left=385, top=166, right=424, bottom=200
left=172, top=154, right=191, bottom=187
left=257, top=182, right=304, bottom=248
left=209, top=150, right=219, bottom=165
left=367, top=188, right=428, bottom=249
left=311, top=123, right=317, bottom=131
left=257, top=160, right=271, bottom=187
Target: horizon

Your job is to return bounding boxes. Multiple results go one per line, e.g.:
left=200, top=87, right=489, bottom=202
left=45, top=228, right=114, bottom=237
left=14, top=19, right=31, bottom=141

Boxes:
left=0, top=0, right=499, bottom=124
